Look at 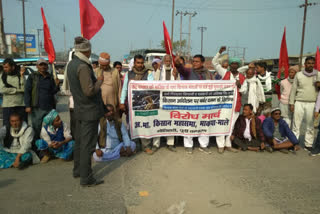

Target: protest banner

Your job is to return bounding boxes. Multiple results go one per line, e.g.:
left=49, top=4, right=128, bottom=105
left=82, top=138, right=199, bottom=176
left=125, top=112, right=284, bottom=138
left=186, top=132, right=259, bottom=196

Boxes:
left=128, top=80, right=237, bottom=139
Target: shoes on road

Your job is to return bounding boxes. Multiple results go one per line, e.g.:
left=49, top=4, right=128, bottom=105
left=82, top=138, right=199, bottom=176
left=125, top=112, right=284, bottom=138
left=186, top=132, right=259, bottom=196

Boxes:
left=279, top=149, right=289, bottom=154
left=167, top=145, right=177, bottom=152
left=40, top=155, right=50, bottom=163
left=225, top=147, right=238, bottom=153
left=81, top=179, right=104, bottom=187
left=218, top=147, right=224, bottom=154
left=199, top=147, right=212, bottom=154
left=265, top=147, right=273, bottom=153
left=304, top=147, right=312, bottom=152
left=309, top=147, right=320, bottom=157
left=185, top=147, right=193, bottom=154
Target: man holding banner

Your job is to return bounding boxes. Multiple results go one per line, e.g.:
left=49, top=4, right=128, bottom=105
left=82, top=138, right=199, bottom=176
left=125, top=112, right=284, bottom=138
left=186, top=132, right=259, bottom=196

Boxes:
left=216, top=58, right=247, bottom=154
left=120, top=55, right=159, bottom=155
left=153, top=54, right=179, bottom=152
left=174, top=55, right=214, bottom=154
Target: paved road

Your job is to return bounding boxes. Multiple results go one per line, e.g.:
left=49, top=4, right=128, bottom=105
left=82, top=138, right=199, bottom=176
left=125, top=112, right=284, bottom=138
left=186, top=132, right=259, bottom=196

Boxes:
left=0, top=96, right=320, bottom=214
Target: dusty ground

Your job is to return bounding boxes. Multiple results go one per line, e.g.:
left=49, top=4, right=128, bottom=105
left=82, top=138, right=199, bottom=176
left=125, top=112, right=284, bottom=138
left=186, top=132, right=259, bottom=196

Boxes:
left=0, top=96, right=320, bottom=214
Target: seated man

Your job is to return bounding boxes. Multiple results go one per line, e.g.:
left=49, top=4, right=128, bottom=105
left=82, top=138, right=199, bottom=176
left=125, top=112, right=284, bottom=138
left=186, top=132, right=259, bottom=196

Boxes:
left=0, top=113, right=39, bottom=169
left=93, top=104, right=136, bottom=161
left=36, top=109, right=74, bottom=163
left=231, top=104, right=265, bottom=151
left=262, top=108, right=300, bottom=153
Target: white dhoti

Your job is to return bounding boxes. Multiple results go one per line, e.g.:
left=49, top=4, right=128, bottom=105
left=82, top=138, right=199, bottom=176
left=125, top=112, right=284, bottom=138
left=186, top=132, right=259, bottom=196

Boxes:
left=184, top=136, right=209, bottom=148
left=93, top=141, right=136, bottom=162
left=292, top=101, right=315, bottom=147
left=216, top=112, right=239, bottom=148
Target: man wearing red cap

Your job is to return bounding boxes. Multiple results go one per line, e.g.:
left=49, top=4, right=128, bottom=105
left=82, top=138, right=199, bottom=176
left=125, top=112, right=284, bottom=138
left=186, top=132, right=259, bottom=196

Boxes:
left=94, top=52, right=121, bottom=118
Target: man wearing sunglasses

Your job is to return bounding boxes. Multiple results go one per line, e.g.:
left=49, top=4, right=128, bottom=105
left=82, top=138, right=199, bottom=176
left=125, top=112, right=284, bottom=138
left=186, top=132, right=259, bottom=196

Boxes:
left=262, top=108, right=300, bottom=153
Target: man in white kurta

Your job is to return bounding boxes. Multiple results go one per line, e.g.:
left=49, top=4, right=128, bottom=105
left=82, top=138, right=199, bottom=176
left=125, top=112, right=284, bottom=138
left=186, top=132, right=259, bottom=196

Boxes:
left=289, top=57, right=320, bottom=151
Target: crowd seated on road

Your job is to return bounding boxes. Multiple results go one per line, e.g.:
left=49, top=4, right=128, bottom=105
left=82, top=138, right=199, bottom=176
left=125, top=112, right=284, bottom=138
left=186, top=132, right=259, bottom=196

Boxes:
left=0, top=41, right=319, bottom=184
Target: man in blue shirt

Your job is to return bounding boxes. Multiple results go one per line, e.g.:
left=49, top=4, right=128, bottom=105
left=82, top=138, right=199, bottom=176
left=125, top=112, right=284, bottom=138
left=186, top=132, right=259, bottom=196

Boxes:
left=94, top=104, right=135, bottom=161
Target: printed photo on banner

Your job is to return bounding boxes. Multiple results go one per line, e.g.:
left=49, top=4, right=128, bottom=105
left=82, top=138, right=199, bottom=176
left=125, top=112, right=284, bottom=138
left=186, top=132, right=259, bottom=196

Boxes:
left=132, top=90, right=160, bottom=110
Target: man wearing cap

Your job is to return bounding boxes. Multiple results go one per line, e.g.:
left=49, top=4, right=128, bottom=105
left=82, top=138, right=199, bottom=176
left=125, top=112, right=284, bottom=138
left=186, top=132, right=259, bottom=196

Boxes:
left=94, top=52, right=121, bottom=118
left=67, top=37, right=105, bottom=186
left=216, top=57, right=247, bottom=154
left=262, top=108, right=300, bottom=153
left=24, top=58, right=60, bottom=140
left=279, top=65, right=298, bottom=128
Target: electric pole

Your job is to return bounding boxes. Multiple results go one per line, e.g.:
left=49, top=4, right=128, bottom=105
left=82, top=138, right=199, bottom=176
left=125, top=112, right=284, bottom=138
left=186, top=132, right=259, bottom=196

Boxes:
left=37, top=28, right=43, bottom=57
left=176, top=10, right=184, bottom=54
left=198, top=26, right=207, bottom=55
left=299, top=0, right=318, bottom=69
left=18, top=0, right=27, bottom=58
left=171, top=0, right=175, bottom=43
left=184, top=11, right=197, bottom=59
left=0, top=0, right=7, bottom=56
left=63, top=24, right=66, bottom=59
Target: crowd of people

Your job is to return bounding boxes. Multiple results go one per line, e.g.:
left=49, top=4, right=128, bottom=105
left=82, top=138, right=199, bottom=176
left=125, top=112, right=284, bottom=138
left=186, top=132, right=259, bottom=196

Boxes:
left=0, top=37, right=319, bottom=187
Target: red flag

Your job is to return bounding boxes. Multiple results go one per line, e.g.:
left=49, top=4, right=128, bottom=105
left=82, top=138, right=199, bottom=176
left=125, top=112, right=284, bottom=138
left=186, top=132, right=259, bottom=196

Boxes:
left=41, top=7, right=55, bottom=64
left=276, top=27, right=289, bottom=99
left=315, top=46, right=320, bottom=70
left=163, top=21, right=175, bottom=67
left=79, top=0, right=104, bottom=40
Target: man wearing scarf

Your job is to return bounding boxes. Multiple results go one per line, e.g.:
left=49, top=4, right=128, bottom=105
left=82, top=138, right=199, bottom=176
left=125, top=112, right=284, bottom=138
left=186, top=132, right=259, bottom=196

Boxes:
left=289, top=56, right=320, bottom=151
left=67, top=37, right=105, bottom=186
left=279, top=65, right=298, bottom=128
left=242, top=68, right=265, bottom=113
left=216, top=58, right=247, bottom=154
left=153, top=54, right=178, bottom=152
left=174, top=55, right=214, bottom=154
left=35, top=109, right=74, bottom=163
left=256, top=62, right=272, bottom=112
left=94, top=52, right=121, bottom=118
left=0, top=58, right=26, bottom=126
left=0, top=113, right=39, bottom=169
left=231, top=104, right=265, bottom=151
left=120, top=54, right=157, bottom=155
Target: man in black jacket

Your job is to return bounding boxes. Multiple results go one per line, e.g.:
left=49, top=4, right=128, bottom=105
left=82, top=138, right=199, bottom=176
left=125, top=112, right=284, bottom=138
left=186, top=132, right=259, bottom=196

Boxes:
left=24, top=58, right=59, bottom=140
left=67, top=37, right=105, bottom=187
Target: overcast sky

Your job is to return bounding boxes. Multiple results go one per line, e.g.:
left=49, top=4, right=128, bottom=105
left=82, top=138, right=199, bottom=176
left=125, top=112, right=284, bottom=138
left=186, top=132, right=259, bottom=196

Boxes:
left=3, top=0, right=320, bottom=61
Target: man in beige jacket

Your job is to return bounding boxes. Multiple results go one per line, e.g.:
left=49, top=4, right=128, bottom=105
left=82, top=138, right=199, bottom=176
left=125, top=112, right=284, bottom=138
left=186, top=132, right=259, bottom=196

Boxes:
left=94, top=52, right=121, bottom=119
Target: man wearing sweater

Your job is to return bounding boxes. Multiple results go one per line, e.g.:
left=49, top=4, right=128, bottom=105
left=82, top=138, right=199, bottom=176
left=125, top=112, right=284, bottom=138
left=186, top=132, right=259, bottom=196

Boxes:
left=279, top=65, right=299, bottom=128
left=289, top=56, right=320, bottom=151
